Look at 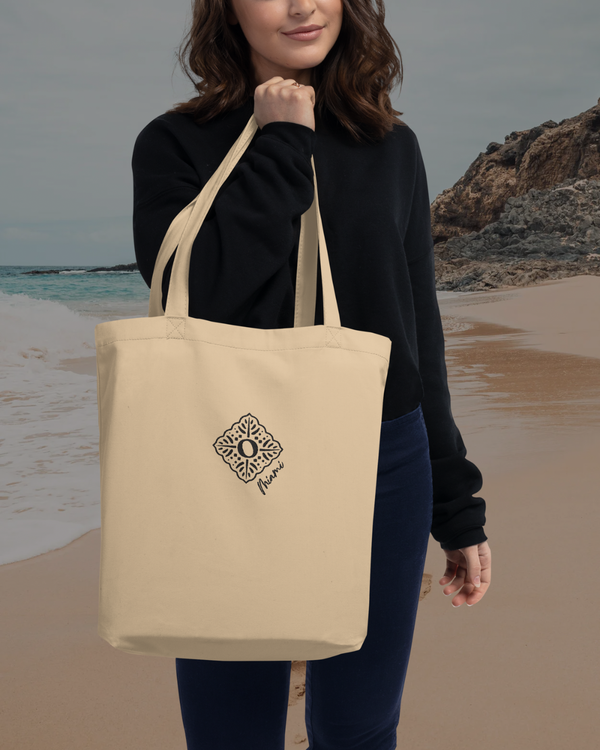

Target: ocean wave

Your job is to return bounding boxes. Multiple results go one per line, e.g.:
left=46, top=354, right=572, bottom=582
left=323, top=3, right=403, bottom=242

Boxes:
left=0, top=290, right=103, bottom=565
left=58, top=269, right=138, bottom=276
left=0, top=290, right=103, bottom=369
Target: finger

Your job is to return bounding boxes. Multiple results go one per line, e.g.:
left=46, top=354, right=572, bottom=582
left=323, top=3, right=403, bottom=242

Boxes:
left=454, top=573, right=491, bottom=606
left=449, top=546, right=492, bottom=606
left=276, top=79, right=302, bottom=88
left=449, top=577, right=478, bottom=607
left=464, top=579, right=490, bottom=606
left=439, top=561, right=459, bottom=585
left=444, top=560, right=479, bottom=607
left=462, top=545, right=482, bottom=588
left=442, top=565, right=467, bottom=597
left=256, top=76, right=284, bottom=91
left=453, top=588, right=480, bottom=607
left=452, top=559, right=467, bottom=586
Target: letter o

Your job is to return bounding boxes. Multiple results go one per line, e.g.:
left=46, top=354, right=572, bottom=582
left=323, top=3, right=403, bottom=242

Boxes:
left=238, top=439, right=258, bottom=458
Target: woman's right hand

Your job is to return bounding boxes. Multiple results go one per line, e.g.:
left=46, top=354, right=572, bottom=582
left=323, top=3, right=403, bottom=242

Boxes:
left=254, top=76, right=316, bottom=132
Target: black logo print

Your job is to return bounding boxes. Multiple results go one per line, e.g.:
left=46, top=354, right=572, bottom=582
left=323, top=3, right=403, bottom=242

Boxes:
left=213, top=414, right=283, bottom=483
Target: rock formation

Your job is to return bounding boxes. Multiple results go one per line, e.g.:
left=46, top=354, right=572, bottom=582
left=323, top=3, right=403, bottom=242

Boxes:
left=23, top=262, right=138, bottom=275
left=432, top=97, right=600, bottom=290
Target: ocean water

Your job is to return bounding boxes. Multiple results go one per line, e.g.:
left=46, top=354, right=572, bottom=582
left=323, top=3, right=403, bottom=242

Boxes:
left=0, top=265, right=149, bottom=566
left=0, top=264, right=469, bottom=566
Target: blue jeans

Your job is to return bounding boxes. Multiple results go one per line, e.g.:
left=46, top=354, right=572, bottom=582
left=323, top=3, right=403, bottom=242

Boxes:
left=175, top=403, right=433, bottom=750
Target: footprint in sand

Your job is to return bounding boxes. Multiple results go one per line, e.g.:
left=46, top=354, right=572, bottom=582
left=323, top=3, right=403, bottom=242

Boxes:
left=288, top=660, right=307, bottom=706
left=420, top=572, right=432, bottom=601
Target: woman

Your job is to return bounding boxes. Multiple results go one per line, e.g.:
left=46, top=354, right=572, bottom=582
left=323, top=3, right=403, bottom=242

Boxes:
left=132, top=0, right=492, bottom=747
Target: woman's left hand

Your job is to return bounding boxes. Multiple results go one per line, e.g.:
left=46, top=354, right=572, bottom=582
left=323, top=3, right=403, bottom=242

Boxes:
left=439, top=540, right=491, bottom=607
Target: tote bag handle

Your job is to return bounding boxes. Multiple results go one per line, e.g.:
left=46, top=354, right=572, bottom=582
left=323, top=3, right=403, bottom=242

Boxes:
left=148, top=113, right=341, bottom=329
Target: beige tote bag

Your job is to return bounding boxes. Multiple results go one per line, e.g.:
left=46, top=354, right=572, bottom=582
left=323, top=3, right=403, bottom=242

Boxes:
left=95, top=113, right=392, bottom=661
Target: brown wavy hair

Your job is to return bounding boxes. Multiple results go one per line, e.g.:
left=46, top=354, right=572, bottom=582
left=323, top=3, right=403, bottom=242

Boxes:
left=165, top=0, right=406, bottom=144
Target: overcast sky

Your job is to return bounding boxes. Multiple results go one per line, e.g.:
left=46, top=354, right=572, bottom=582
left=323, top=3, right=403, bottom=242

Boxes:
left=1, top=0, right=598, bottom=266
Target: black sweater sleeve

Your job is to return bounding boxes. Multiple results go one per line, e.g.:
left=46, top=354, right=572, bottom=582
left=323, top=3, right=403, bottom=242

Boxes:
left=132, top=116, right=317, bottom=327
left=405, top=132, right=488, bottom=551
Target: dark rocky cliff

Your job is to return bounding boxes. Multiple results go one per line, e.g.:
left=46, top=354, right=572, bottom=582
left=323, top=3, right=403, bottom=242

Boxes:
left=431, top=97, right=600, bottom=290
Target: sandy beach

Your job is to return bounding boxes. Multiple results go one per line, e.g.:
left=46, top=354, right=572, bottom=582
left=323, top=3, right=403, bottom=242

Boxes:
left=1, top=274, right=599, bottom=749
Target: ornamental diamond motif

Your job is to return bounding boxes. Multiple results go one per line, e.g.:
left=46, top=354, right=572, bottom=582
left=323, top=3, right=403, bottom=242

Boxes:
left=213, top=413, right=283, bottom=483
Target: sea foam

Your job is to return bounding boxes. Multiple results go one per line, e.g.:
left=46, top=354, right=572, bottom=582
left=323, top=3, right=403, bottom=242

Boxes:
left=0, top=291, right=105, bottom=565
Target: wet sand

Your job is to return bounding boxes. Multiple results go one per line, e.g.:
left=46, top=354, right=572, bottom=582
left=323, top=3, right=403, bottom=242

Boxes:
left=1, top=274, right=598, bottom=748
left=55, top=354, right=97, bottom=377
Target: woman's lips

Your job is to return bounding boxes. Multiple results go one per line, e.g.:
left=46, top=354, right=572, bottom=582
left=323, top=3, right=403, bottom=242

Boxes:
left=283, top=27, right=324, bottom=41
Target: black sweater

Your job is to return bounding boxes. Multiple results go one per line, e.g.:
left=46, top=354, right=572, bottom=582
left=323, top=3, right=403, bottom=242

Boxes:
left=131, top=97, right=488, bottom=552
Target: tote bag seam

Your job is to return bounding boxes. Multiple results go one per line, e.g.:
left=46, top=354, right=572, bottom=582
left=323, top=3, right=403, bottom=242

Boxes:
left=96, top=336, right=390, bottom=362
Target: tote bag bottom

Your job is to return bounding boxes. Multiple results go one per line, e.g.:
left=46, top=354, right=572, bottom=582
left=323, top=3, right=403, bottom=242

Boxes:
left=97, top=628, right=367, bottom=661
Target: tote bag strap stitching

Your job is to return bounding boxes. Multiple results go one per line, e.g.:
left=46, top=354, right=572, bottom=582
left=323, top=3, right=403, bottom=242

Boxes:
left=166, top=317, right=186, bottom=339
left=325, top=328, right=342, bottom=348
